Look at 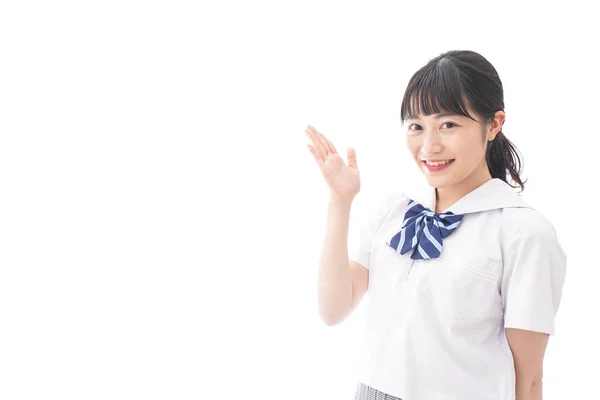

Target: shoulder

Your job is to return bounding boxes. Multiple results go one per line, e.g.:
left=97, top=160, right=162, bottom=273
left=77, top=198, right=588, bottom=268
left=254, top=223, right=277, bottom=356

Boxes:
left=361, top=190, right=410, bottom=228
left=500, top=207, right=559, bottom=240
left=370, top=190, right=410, bottom=214
left=499, top=207, right=564, bottom=260
left=384, top=190, right=410, bottom=207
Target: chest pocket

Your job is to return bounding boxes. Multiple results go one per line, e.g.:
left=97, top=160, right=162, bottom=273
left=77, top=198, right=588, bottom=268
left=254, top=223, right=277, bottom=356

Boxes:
left=416, top=257, right=503, bottom=320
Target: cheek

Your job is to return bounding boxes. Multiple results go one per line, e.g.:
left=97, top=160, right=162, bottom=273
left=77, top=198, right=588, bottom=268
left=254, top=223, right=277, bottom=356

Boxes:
left=406, top=137, right=419, bottom=157
left=454, top=134, right=483, bottom=155
left=457, top=142, right=487, bottom=165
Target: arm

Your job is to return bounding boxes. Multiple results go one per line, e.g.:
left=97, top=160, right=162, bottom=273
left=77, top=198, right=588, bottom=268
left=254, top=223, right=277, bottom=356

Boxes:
left=505, top=327, right=549, bottom=400
left=501, top=213, right=567, bottom=399
left=316, top=187, right=397, bottom=325
left=317, top=199, right=365, bottom=325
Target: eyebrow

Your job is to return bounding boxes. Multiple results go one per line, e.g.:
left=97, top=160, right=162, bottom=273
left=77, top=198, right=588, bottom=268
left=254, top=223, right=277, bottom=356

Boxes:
left=407, top=112, right=460, bottom=120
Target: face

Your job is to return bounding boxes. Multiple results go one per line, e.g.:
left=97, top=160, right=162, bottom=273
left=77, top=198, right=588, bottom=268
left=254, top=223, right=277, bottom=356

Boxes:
left=405, top=107, right=504, bottom=190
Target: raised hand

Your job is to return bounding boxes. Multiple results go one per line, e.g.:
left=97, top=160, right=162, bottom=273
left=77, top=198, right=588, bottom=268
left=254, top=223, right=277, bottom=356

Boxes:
left=305, top=125, right=360, bottom=203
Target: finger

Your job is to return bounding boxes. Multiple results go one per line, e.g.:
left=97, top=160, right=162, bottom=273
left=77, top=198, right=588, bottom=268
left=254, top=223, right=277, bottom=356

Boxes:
left=305, top=129, right=327, bottom=159
left=307, top=144, right=324, bottom=168
left=307, top=125, right=330, bottom=156
left=318, top=131, right=337, bottom=154
left=310, top=126, right=338, bottom=154
left=347, top=147, right=358, bottom=169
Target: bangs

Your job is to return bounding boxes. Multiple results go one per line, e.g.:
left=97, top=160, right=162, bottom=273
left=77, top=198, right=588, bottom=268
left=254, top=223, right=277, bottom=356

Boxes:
left=400, top=60, right=477, bottom=124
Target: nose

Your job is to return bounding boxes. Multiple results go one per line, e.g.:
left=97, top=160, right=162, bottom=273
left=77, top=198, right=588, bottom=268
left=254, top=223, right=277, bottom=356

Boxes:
left=421, top=128, right=443, bottom=157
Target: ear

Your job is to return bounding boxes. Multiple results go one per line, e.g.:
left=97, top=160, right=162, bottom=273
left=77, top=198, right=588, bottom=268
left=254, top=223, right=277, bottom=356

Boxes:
left=487, top=111, right=506, bottom=141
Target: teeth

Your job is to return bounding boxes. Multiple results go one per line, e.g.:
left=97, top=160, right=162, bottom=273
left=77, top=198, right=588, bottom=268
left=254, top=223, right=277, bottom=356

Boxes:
left=426, top=160, right=453, bottom=166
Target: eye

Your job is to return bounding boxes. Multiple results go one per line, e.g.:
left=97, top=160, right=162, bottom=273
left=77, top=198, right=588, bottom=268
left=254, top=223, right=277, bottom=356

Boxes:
left=408, top=123, right=422, bottom=131
left=441, top=122, right=458, bottom=129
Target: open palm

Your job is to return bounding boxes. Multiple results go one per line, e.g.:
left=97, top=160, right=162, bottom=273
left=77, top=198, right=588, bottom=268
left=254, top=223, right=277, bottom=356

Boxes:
left=305, top=125, right=360, bottom=202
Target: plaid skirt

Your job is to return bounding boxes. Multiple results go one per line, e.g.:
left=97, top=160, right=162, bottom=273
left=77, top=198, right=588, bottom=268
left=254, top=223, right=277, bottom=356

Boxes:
left=354, top=382, right=402, bottom=400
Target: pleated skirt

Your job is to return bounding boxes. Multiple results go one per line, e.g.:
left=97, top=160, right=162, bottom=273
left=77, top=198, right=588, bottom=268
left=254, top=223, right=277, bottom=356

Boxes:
left=354, top=382, right=402, bottom=400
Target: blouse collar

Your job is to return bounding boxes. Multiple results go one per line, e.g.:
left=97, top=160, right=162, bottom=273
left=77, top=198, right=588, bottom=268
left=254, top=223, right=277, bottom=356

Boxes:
left=404, top=178, right=532, bottom=215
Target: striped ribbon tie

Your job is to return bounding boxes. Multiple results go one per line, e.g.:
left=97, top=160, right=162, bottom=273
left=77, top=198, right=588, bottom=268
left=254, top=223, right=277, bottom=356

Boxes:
left=386, top=199, right=464, bottom=260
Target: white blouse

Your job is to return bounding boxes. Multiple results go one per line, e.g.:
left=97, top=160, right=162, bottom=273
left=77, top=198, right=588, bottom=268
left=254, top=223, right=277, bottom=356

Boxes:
left=349, top=178, right=567, bottom=400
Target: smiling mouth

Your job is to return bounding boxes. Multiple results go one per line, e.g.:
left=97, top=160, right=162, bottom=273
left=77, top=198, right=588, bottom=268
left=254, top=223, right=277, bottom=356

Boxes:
left=423, top=159, right=455, bottom=166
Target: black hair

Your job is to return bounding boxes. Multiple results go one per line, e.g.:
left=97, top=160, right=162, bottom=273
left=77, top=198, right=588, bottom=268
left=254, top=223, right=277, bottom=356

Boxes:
left=400, top=50, right=526, bottom=192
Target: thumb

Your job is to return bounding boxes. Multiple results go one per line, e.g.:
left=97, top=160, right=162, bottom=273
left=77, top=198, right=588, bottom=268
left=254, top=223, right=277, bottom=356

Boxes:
left=347, top=147, right=358, bottom=169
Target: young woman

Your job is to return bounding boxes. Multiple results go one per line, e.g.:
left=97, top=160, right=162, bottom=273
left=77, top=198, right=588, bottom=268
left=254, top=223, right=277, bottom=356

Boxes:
left=306, top=50, right=567, bottom=399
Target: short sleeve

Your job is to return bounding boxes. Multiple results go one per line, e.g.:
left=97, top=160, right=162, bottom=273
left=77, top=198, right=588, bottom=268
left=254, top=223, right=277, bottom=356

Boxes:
left=501, top=215, right=567, bottom=335
left=348, top=192, right=406, bottom=270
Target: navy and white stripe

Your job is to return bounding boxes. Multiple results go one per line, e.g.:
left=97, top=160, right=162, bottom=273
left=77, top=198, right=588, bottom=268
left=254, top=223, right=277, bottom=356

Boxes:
left=386, top=199, right=464, bottom=260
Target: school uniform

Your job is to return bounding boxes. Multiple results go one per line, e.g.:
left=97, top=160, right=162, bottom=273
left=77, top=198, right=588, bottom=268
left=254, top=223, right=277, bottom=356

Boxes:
left=349, top=178, right=567, bottom=400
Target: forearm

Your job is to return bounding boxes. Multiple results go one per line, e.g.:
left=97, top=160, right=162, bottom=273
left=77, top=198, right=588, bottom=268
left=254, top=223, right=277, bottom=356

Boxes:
left=317, top=198, right=353, bottom=325
left=515, top=377, right=542, bottom=400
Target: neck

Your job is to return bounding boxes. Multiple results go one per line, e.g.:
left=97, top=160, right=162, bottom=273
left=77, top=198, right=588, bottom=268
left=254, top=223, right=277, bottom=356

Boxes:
left=435, top=165, right=493, bottom=213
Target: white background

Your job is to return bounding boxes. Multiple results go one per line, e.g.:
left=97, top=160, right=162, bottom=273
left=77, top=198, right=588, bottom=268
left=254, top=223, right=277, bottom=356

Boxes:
left=0, top=1, right=597, bottom=399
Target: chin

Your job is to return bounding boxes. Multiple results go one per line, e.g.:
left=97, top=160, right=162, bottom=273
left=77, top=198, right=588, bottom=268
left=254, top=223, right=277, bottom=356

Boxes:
left=422, top=173, right=456, bottom=189
left=418, top=160, right=462, bottom=189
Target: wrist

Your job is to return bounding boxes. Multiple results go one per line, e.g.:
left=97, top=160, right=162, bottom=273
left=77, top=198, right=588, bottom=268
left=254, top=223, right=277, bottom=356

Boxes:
left=328, top=196, right=353, bottom=207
